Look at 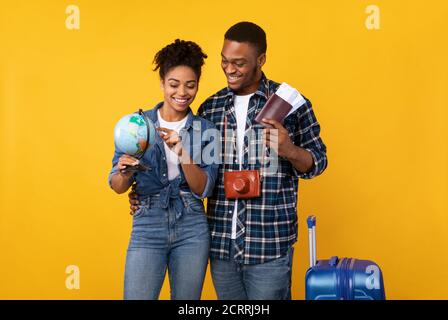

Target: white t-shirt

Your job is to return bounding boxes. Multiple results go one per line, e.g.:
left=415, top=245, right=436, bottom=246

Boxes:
left=232, top=93, right=254, bottom=239
left=157, top=109, right=188, bottom=181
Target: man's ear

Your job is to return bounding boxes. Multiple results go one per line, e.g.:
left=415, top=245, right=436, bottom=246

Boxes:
left=258, top=53, right=266, bottom=68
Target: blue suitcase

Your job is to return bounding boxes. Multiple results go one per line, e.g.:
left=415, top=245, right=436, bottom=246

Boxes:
left=305, top=216, right=386, bottom=300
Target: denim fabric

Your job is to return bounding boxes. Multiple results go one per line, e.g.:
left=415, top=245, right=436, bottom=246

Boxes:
left=124, top=192, right=210, bottom=300
left=108, top=103, right=220, bottom=201
left=210, top=240, right=294, bottom=300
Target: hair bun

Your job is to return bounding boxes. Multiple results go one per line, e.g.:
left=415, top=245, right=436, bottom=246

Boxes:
left=153, top=39, right=208, bottom=80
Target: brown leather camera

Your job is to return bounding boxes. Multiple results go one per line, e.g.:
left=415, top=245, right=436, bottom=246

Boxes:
left=224, top=170, right=261, bottom=199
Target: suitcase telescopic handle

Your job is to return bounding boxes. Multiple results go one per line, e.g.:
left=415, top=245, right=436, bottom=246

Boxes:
left=307, top=215, right=317, bottom=268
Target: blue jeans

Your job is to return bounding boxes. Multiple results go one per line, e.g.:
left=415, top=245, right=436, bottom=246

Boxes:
left=210, top=240, right=294, bottom=300
left=124, top=192, right=210, bottom=300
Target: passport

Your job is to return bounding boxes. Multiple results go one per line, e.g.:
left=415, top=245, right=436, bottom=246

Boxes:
left=254, top=82, right=306, bottom=128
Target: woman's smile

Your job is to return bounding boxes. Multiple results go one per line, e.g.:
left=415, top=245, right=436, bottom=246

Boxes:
left=172, top=96, right=190, bottom=106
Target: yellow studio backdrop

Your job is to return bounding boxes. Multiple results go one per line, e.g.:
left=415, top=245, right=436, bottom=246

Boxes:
left=0, top=0, right=447, bottom=299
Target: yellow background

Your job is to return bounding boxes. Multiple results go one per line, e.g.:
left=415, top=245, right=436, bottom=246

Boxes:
left=1, top=0, right=447, bottom=299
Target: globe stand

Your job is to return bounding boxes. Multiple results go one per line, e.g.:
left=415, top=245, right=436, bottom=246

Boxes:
left=120, top=163, right=151, bottom=174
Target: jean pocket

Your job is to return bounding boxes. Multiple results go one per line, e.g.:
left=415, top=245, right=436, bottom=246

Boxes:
left=261, top=247, right=294, bottom=269
left=132, top=207, right=144, bottom=219
left=132, top=200, right=151, bottom=219
left=181, top=193, right=205, bottom=215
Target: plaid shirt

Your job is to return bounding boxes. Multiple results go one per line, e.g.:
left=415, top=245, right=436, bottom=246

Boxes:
left=197, top=74, right=328, bottom=265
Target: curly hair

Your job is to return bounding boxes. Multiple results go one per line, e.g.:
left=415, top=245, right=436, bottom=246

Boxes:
left=153, top=39, right=208, bottom=80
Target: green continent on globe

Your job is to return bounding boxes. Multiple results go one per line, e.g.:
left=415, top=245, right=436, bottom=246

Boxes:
left=129, top=115, right=145, bottom=126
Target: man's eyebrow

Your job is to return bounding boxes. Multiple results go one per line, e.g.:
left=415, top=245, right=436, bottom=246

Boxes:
left=221, top=54, right=246, bottom=62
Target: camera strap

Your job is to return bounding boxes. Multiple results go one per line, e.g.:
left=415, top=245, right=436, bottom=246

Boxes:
left=224, top=114, right=266, bottom=181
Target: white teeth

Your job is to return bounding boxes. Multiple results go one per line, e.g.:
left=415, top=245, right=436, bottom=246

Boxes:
left=228, top=75, right=241, bottom=81
left=173, top=98, right=188, bottom=103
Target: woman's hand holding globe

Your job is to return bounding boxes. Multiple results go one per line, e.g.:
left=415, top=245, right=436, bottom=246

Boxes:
left=117, top=155, right=140, bottom=177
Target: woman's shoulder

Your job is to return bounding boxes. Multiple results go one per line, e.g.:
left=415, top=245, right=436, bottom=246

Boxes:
left=141, top=102, right=163, bottom=113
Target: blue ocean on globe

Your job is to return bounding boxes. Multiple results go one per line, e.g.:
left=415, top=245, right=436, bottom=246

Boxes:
left=114, top=112, right=156, bottom=158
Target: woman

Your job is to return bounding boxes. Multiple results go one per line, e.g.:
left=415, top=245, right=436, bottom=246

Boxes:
left=108, top=39, right=219, bottom=300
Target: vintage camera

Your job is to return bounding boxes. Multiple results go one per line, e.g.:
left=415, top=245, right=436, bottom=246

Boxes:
left=224, top=170, right=261, bottom=199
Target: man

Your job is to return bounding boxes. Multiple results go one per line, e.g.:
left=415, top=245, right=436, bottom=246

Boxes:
left=129, top=21, right=327, bottom=300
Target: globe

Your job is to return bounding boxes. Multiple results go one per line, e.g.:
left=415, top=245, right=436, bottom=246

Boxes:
left=114, top=111, right=156, bottom=158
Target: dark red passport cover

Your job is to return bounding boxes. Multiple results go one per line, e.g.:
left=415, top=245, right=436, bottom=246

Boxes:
left=254, top=94, right=292, bottom=128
